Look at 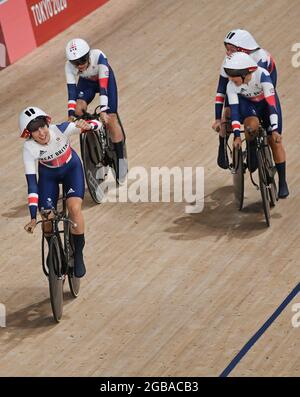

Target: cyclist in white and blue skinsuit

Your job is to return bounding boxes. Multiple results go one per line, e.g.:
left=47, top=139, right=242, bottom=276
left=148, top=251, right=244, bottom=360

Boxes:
left=223, top=52, right=289, bottom=198
left=20, top=106, right=102, bottom=277
left=65, top=38, right=127, bottom=183
left=212, top=29, right=278, bottom=170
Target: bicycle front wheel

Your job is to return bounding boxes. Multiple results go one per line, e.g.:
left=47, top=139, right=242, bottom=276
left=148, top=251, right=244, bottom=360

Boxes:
left=257, top=150, right=270, bottom=227
left=48, top=236, right=64, bottom=322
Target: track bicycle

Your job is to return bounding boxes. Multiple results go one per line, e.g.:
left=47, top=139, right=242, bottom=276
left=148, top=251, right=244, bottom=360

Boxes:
left=36, top=187, right=80, bottom=322
left=77, top=106, right=127, bottom=204
left=221, top=122, right=278, bottom=226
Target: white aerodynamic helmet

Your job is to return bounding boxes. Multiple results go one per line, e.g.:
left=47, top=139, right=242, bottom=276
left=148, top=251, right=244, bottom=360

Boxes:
left=223, top=52, right=258, bottom=77
left=19, top=107, right=51, bottom=138
left=65, top=38, right=90, bottom=63
left=224, top=29, right=259, bottom=52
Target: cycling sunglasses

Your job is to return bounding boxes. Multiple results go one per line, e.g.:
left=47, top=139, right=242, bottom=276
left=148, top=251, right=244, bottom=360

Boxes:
left=224, top=67, right=257, bottom=78
left=27, top=117, right=48, bottom=133
left=70, top=54, right=89, bottom=66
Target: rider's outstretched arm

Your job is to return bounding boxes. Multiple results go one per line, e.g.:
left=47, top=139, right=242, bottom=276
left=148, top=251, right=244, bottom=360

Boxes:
left=55, top=119, right=103, bottom=137
left=23, top=147, right=38, bottom=219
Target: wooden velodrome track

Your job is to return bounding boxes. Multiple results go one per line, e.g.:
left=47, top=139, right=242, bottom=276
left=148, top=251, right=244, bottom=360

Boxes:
left=0, top=0, right=300, bottom=377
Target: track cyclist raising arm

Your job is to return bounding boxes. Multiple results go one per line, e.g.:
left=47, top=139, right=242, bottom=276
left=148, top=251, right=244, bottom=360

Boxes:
left=20, top=106, right=102, bottom=277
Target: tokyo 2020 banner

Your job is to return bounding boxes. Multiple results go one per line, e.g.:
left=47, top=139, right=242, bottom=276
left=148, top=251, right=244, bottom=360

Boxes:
left=0, top=0, right=109, bottom=69
left=26, top=0, right=109, bottom=46
left=0, top=0, right=36, bottom=65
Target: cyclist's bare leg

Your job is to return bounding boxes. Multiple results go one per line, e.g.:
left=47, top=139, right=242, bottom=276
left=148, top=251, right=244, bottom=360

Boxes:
left=74, top=100, right=88, bottom=117
left=267, top=134, right=286, bottom=163
left=244, top=116, right=259, bottom=141
left=41, top=211, right=54, bottom=236
left=244, top=116, right=286, bottom=162
left=106, top=113, right=127, bottom=182
left=39, top=213, right=54, bottom=267
left=220, top=107, right=232, bottom=136
left=217, top=107, right=231, bottom=169
left=244, top=116, right=259, bottom=172
left=106, top=113, right=123, bottom=142
left=66, top=197, right=84, bottom=234
left=267, top=134, right=288, bottom=198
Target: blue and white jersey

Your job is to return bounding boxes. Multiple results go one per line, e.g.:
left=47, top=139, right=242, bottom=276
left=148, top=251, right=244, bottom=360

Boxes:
left=226, top=67, right=278, bottom=136
left=251, top=48, right=276, bottom=80
left=65, top=49, right=110, bottom=116
left=215, top=48, right=277, bottom=119
left=23, top=121, right=102, bottom=218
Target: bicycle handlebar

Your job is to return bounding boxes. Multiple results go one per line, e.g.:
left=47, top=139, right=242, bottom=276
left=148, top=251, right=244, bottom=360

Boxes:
left=73, top=105, right=102, bottom=122
left=36, top=217, right=77, bottom=227
left=37, top=208, right=77, bottom=229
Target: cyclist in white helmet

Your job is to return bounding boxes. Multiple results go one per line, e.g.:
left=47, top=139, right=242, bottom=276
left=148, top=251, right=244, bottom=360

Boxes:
left=223, top=52, right=289, bottom=198
left=65, top=38, right=127, bottom=183
left=213, top=29, right=277, bottom=170
left=20, top=106, right=103, bottom=277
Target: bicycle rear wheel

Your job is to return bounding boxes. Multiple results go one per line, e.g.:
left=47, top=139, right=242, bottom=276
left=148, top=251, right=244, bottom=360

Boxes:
left=232, top=147, right=244, bottom=210
left=48, top=236, right=64, bottom=322
left=257, top=150, right=270, bottom=227
left=80, top=132, right=106, bottom=204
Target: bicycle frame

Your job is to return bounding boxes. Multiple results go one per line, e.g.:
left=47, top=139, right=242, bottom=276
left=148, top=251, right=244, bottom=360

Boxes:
left=256, top=126, right=268, bottom=153
left=222, top=121, right=276, bottom=222
left=39, top=189, right=75, bottom=277
left=75, top=105, right=128, bottom=204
